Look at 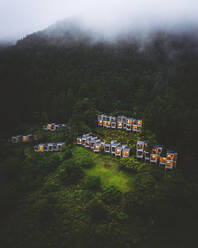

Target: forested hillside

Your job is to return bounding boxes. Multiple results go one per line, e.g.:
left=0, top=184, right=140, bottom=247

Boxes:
left=0, top=26, right=198, bottom=247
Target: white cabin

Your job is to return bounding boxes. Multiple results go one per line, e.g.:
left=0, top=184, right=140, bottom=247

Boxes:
left=111, top=142, right=120, bottom=155
left=136, top=150, right=144, bottom=159
left=93, top=142, right=101, bottom=153
left=144, top=151, right=150, bottom=162
left=165, top=150, right=177, bottom=169
left=159, top=153, right=167, bottom=166
left=115, top=146, right=122, bottom=157
left=77, top=137, right=83, bottom=145
left=122, top=147, right=131, bottom=157
left=150, top=154, right=159, bottom=164
left=11, top=135, right=22, bottom=143
left=126, top=123, right=132, bottom=131
left=104, top=143, right=111, bottom=153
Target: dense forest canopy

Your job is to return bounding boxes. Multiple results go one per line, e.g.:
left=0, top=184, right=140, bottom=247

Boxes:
left=0, top=22, right=198, bottom=248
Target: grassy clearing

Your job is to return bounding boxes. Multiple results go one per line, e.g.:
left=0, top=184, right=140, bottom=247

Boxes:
left=72, top=146, right=135, bottom=192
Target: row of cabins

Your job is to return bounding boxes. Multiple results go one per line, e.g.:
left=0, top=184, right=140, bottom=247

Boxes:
left=97, top=114, right=143, bottom=132
left=77, top=134, right=131, bottom=158
left=43, top=123, right=66, bottom=132
left=11, top=134, right=39, bottom=143
left=136, top=141, right=178, bottom=170
left=34, top=142, right=65, bottom=152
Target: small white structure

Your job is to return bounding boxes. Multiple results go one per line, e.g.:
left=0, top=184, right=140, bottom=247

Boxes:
left=22, top=135, right=32, bottom=142
left=34, top=144, right=40, bottom=152
left=137, top=120, right=143, bottom=127
left=77, top=136, right=83, bottom=145
left=52, top=143, right=59, bottom=152
left=111, top=141, right=120, bottom=155
left=123, top=123, right=127, bottom=130
left=136, top=141, right=147, bottom=159
left=43, top=123, right=65, bottom=132
left=84, top=137, right=92, bottom=148
left=150, top=153, right=159, bottom=164
left=90, top=137, right=98, bottom=150
left=165, top=150, right=177, bottom=169
left=111, top=121, right=117, bottom=129
left=97, top=114, right=104, bottom=126
left=117, top=116, right=127, bottom=129
left=57, top=142, right=65, bottom=150
left=126, top=118, right=133, bottom=125
left=82, top=134, right=91, bottom=145
left=111, top=140, right=117, bottom=145
left=102, top=115, right=108, bottom=127
left=126, top=123, right=132, bottom=131
left=115, top=146, right=122, bottom=157
left=136, top=141, right=147, bottom=150
left=93, top=142, right=101, bottom=152
left=43, top=123, right=56, bottom=131
left=144, top=151, right=150, bottom=162
left=110, top=116, right=117, bottom=128
left=136, top=150, right=144, bottom=159
left=48, top=143, right=54, bottom=152
left=159, top=153, right=167, bottom=166
left=100, top=142, right=105, bottom=150
left=11, top=134, right=39, bottom=144
left=34, top=142, right=65, bottom=152
left=155, top=145, right=163, bottom=154
left=106, top=116, right=112, bottom=128
left=11, top=135, right=22, bottom=143
left=132, top=124, right=139, bottom=132
left=122, top=147, right=131, bottom=157
left=104, top=143, right=111, bottom=153
left=34, top=144, right=44, bottom=152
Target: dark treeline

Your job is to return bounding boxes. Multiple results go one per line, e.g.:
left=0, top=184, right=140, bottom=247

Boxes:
left=1, top=31, right=197, bottom=170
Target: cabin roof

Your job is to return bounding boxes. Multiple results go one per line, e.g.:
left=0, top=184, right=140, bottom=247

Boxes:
left=57, top=142, right=65, bottom=145
left=94, top=142, right=101, bottom=146
left=155, top=145, right=163, bottom=148
left=167, top=150, right=175, bottom=154
left=112, top=142, right=120, bottom=146
left=137, top=140, right=145, bottom=145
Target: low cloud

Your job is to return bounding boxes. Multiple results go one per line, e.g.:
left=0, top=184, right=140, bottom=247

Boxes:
left=0, top=0, right=198, bottom=41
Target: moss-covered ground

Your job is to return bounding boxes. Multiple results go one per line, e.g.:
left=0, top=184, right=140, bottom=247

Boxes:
left=72, top=146, right=135, bottom=192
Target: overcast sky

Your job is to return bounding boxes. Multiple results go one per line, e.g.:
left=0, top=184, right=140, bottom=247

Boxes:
left=0, top=0, right=198, bottom=41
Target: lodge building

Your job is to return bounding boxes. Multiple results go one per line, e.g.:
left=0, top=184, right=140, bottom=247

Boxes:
left=136, top=141, right=177, bottom=169
left=11, top=134, right=39, bottom=143
left=43, top=123, right=66, bottom=131
left=34, top=142, right=65, bottom=152
left=97, top=114, right=142, bottom=132
left=76, top=134, right=131, bottom=158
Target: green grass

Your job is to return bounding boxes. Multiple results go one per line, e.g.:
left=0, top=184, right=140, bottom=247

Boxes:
left=73, top=146, right=135, bottom=192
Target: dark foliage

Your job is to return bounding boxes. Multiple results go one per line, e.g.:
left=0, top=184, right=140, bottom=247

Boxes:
left=0, top=27, right=198, bottom=248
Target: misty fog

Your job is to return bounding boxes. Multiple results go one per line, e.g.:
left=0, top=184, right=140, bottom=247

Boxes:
left=1, top=0, right=198, bottom=42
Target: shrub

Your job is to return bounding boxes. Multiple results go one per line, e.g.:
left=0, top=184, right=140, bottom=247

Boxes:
left=75, top=155, right=94, bottom=169
left=88, top=198, right=107, bottom=221
left=59, top=162, right=85, bottom=185
left=84, top=176, right=101, bottom=191
left=63, top=148, right=72, bottom=160
left=119, top=157, right=142, bottom=172
left=102, top=185, right=121, bottom=204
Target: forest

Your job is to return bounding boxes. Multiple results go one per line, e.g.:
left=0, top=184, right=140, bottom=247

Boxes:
left=0, top=28, right=198, bottom=247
